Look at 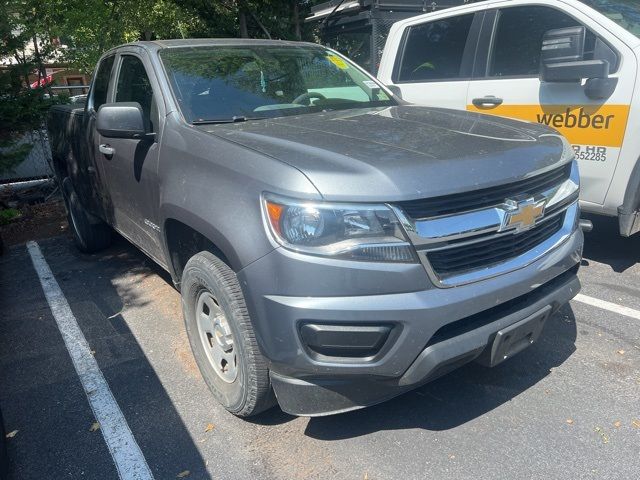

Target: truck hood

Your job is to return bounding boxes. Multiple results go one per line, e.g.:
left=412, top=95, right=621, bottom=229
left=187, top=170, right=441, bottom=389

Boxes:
left=201, top=105, right=569, bottom=202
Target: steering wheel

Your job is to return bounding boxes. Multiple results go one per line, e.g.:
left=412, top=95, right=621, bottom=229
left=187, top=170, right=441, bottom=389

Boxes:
left=292, top=91, right=327, bottom=105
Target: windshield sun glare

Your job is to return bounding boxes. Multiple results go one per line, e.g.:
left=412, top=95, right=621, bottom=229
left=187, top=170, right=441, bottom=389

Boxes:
left=159, top=44, right=395, bottom=124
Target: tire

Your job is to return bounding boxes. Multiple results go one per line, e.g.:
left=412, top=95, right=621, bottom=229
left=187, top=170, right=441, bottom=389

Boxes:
left=61, top=178, right=111, bottom=253
left=181, top=251, right=275, bottom=417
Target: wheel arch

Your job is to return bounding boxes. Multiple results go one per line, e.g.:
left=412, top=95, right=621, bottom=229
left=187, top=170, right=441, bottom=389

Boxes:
left=162, top=208, right=241, bottom=286
left=617, top=152, right=640, bottom=236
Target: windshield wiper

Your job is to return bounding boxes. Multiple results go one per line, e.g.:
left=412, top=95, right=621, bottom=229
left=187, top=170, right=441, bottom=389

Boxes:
left=192, top=116, right=260, bottom=125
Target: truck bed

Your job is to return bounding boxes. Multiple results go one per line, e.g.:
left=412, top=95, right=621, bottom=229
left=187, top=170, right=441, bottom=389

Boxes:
left=48, top=105, right=86, bottom=175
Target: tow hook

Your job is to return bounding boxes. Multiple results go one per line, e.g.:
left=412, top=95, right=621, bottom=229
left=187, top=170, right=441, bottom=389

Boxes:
left=579, top=219, right=593, bottom=232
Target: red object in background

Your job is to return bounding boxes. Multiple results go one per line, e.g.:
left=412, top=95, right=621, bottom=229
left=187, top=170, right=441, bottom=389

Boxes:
left=30, top=74, right=53, bottom=89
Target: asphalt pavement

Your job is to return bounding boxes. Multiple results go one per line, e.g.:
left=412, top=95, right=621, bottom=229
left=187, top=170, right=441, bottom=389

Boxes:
left=0, top=214, right=639, bottom=480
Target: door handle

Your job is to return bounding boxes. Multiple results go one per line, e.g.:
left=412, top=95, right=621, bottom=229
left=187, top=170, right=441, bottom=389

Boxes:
left=472, top=96, right=504, bottom=108
left=99, top=144, right=115, bottom=156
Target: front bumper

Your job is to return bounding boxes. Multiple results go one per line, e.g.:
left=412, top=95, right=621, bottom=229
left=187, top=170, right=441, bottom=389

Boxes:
left=238, top=228, right=583, bottom=416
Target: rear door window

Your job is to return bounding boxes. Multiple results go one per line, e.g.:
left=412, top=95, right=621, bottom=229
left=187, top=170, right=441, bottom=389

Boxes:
left=90, top=55, right=115, bottom=111
left=396, top=14, right=475, bottom=82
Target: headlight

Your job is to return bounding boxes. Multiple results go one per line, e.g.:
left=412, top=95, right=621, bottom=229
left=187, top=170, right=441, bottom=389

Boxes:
left=263, top=194, right=417, bottom=262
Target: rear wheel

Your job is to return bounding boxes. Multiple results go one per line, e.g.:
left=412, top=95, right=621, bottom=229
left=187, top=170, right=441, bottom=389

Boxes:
left=61, top=178, right=111, bottom=253
left=181, top=251, right=275, bottom=417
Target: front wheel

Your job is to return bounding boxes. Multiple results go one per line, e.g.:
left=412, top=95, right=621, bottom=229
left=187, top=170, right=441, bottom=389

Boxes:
left=181, top=251, right=275, bottom=417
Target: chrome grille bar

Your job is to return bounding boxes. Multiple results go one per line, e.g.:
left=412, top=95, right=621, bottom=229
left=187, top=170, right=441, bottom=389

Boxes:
left=391, top=160, right=580, bottom=288
left=391, top=160, right=579, bottom=249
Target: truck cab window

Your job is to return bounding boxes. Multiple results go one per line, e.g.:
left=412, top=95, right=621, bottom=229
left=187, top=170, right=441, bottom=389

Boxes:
left=397, top=14, right=474, bottom=82
left=582, top=0, right=640, bottom=37
left=115, top=55, right=156, bottom=132
left=90, top=55, right=114, bottom=111
left=489, top=6, right=598, bottom=77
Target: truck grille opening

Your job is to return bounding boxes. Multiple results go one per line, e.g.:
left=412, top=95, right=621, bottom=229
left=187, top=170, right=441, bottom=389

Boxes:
left=396, top=163, right=571, bottom=219
left=427, top=214, right=565, bottom=278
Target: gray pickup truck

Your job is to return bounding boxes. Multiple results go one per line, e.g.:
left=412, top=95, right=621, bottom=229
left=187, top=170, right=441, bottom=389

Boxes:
left=48, top=39, right=583, bottom=417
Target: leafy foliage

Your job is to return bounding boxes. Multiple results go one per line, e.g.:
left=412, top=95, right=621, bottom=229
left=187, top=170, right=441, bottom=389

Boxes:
left=58, top=0, right=205, bottom=73
left=0, top=1, right=67, bottom=174
left=0, top=208, right=22, bottom=225
left=176, top=1, right=313, bottom=41
left=38, top=1, right=319, bottom=74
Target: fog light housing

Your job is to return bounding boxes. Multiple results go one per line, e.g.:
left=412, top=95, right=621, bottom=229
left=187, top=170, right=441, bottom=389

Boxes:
left=299, top=323, right=392, bottom=359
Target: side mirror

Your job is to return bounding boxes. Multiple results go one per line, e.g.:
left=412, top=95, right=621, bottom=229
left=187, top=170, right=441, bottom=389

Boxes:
left=542, top=59, right=610, bottom=83
left=540, top=26, right=610, bottom=83
left=97, top=102, right=146, bottom=139
left=541, top=26, right=586, bottom=65
left=584, top=76, right=618, bottom=100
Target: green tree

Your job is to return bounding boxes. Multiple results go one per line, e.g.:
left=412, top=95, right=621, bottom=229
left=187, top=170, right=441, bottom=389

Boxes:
left=5, top=1, right=317, bottom=76
left=0, top=0, right=64, bottom=175
left=173, top=1, right=312, bottom=42
left=56, top=0, right=204, bottom=73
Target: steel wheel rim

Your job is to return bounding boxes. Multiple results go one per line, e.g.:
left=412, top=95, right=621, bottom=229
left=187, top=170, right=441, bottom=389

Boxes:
left=196, top=290, right=238, bottom=383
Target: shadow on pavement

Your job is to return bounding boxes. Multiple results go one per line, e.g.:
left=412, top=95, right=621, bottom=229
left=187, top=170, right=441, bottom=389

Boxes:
left=2, top=230, right=580, bottom=459
left=0, top=235, right=209, bottom=479
left=255, top=305, right=578, bottom=440
left=581, top=213, right=640, bottom=272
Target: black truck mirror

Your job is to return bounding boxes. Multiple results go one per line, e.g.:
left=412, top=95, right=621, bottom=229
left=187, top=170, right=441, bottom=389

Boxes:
left=542, top=59, right=610, bottom=83
left=541, top=26, right=586, bottom=66
left=97, top=102, right=146, bottom=139
left=539, top=26, right=609, bottom=83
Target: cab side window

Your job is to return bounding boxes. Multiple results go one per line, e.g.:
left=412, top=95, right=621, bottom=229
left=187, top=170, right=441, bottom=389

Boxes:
left=397, top=14, right=475, bottom=82
left=115, top=55, right=157, bottom=132
left=90, top=55, right=115, bottom=111
left=489, top=6, right=597, bottom=77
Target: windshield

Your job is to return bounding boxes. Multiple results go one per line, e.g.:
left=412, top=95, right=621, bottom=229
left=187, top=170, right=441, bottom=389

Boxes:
left=159, top=44, right=395, bottom=123
left=582, top=0, right=640, bottom=37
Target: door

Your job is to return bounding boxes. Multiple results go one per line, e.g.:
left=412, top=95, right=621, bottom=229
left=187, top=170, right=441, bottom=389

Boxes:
left=388, top=11, right=482, bottom=109
left=81, top=55, right=115, bottom=218
left=97, top=53, right=165, bottom=263
left=466, top=3, right=636, bottom=206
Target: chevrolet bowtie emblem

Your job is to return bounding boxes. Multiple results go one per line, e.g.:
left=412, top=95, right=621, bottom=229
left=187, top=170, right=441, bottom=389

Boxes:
left=500, top=198, right=546, bottom=233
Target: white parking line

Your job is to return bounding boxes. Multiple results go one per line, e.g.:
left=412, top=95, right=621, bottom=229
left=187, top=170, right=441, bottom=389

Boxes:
left=573, top=293, right=640, bottom=320
left=27, top=241, right=154, bottom=480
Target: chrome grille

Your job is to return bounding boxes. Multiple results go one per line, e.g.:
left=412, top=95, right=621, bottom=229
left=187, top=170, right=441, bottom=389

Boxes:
left=396, top=163, right=572, bottom=219
left=392, top=160, right=580, bottom=288
left=427, top=214, right=564, bottom=278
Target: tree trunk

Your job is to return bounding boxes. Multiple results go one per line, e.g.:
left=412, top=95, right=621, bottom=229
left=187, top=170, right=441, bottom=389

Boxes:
left=292, top=1, right=301, bottom=40
left=239, top=10, right=249, bottom=38
left=14, top=52, right=30, bottom=89
left=32, top=37, right=47, bottom=90
left=249, top=10, right=271, bottom=39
